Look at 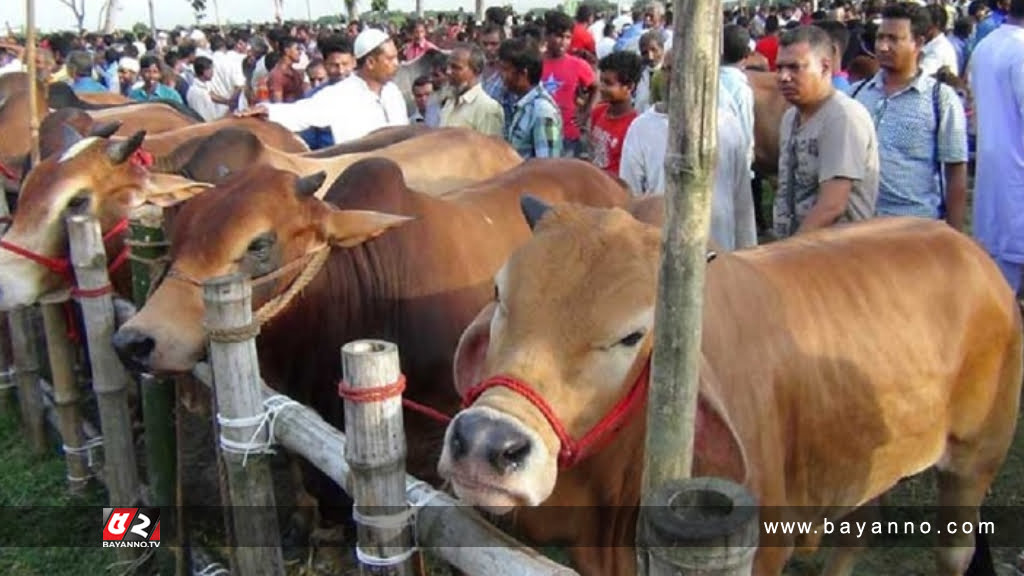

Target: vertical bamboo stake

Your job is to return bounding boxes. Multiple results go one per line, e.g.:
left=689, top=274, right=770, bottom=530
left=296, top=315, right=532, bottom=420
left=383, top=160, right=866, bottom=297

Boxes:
left=40, top=303, right=89, bottom=492
left=129, top=206, right=179, bottom=576
left=202, top=273, right=284, bottom=576
left=26, top=0, right=40, bottom=166
left=0, top=199, right=13, bottom=415
left=9, top=307, right=47, bottom=454
left=67, top=214, right=141, bottom=509
left=637, top=0, right=737, bottom=571
left=341, top=339, right=418, bottom=576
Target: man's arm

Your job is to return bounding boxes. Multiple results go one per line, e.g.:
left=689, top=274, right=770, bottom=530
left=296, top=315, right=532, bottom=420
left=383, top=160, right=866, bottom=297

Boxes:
left=936, top=83, right=970, bottom=231
left=944, top=162, right=968, bottom=231
left=797, top=178, right=852, bottom=234
left=533, top=108, right=563, bottom=158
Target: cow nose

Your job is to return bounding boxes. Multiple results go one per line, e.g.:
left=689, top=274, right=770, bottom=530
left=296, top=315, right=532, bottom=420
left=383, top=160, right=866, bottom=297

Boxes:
left=112, top=328, right=155, bottom=371
left=450, top=411, right=533, bottom=475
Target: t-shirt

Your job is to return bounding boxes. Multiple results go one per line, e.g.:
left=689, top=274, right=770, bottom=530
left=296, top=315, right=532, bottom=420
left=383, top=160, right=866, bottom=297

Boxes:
left=773, top=90, right=880, bottom=238
left=541, top=55, right=596, bottom=141
left=570, top=22, right=596, bottom=57
left=589, top=103, right=637, bottom=176
left=267, top=64, right=306, bottom=103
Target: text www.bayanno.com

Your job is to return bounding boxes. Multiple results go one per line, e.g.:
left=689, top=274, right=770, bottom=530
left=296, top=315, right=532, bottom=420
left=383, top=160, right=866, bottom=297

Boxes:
left=763, top=519, right=996, bottom=539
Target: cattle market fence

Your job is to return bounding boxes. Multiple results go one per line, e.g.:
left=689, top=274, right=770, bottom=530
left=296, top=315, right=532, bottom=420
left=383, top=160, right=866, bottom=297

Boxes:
left=0, top=203, right=760, bottom=574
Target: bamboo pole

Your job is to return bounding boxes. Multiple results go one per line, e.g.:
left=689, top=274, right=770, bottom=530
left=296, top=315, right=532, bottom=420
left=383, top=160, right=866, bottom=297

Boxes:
left=39, top=303, right=89, bottom=493
left=341, top=340, right=418, bottom=575
left=25, top=0, right=40, bottom=166
left=191, top=362, right=579, bottom=576
left=202, top=273, right=285, bottom=576
left=0, top=201, right=12, bottom=416
left=9, top=307, right=47, bottom=454
left=128, top=206, right=179, bottom=576
left=67, top=214, right=142, bottom=512
left=636, top=0, right=758, bottom=571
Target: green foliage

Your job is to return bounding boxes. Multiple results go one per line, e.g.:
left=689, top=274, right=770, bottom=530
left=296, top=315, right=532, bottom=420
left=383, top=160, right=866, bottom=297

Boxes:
left=190, top=0, right=207, bottom=22
left=131, top=22, right=150, bottom=36
left=370, top=0, right=388, bottom=14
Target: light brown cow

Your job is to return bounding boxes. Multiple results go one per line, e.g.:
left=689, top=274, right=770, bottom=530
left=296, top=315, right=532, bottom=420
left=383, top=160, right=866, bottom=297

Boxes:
left=172, top=126, right=523, bottom=198
left=0, top=132, right=210, bottom=309
left=86, top=103, right=198, bottom=136
left=439, top=199, right=1023, bottom=576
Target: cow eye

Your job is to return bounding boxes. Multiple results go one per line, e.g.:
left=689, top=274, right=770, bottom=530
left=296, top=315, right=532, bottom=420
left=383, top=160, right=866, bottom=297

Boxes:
left=67, top=194, right=90, bottom=211
left=247, top=234, right=275, bottom=258
left=618, top=330, right=645, bottom=347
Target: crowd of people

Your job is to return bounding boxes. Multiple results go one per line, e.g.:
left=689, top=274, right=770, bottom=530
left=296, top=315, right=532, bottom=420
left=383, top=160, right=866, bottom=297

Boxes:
left=0, top=0, right=1022, bottom=291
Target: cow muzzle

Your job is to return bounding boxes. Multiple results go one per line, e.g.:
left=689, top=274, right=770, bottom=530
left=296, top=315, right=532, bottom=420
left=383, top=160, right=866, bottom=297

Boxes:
left=112, top=327, right=156, bottom=371
left=449, top=409, right=533, bottom=474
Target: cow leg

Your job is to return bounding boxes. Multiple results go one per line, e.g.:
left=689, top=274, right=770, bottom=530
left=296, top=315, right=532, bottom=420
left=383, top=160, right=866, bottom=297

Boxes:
left=818, top=499, right=881, bottom=576
left=933, top=467, right=996, bottom=575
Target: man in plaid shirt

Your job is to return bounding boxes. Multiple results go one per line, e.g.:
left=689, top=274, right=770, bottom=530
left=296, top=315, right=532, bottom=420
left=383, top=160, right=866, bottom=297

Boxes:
left=497, top=37, right=564, bottom=158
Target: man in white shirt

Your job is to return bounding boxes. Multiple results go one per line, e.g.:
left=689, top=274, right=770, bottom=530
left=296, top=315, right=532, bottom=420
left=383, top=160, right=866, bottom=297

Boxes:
left=211, top=33, right=248, bottom=111
left=187, top=56, right=227, bottom=122
left=921, top=3, right=961, bottom=75
left=239, top=29, right=409, bottom=145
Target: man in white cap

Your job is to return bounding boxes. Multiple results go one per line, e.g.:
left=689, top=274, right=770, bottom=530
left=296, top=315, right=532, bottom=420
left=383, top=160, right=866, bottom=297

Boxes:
left=239, top=28, right=408, bottom=144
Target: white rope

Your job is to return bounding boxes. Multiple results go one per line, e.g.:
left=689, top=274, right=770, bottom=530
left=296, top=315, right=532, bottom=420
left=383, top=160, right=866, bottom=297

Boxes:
left=215, top=395, right=300, bottom=467
left=63, top=436, right=104, bottom=482
left=350, top=480, right=445, bottom=568
left=195, top=562, right=230, bottom=576
left=0, top=368, right=15, bottom=390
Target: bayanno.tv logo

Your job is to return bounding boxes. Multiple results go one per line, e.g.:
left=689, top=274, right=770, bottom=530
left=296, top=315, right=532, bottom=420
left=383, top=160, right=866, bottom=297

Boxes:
left=101, top=508, right=161, bottom=548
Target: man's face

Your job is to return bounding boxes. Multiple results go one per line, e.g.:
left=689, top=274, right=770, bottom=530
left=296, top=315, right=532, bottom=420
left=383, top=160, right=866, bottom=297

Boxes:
left=776, top=41, right=830, bottom=106
left=499, top=60, right=527, bottom=94
left=413, top=82, right=433, bottom=113
left=639, top=38, right=664, bottom=67
left=875, top=18, right=920, bottom=74
left=446, top=49, right=476, bottom=92
left=367, top=40, right=400, bottom=83
left=480, top=32, right=501, bottom=63
left=141, top=63, right=161, bottom=86
left=599, top=69, right=631, bottom=103
left=414, top=24, right=428, bottom=42
left=545, top=30, right=571, bottom=57
left=308, top=64, right=327, bottom=87
left=325, top=51, right=355, bottom=81
left=118, top=68, right=136, bottom=85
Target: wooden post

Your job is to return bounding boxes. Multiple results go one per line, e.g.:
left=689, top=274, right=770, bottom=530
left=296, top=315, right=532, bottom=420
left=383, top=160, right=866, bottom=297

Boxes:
left=202, top=273, right=285, bottom=576
left=641, top=477, right=758, bottom=575
left=25, top=0, right=40, bottom=166
left=0, top=312, right=14, bottom=416
left=39, top=302, right=89, bottom=493
left=341, top=340, right=418, bottom=575
left=128, top=206, right=179, bottom=576
left=9, top=307, right=47, bottom=454
left=67, top=214, right=142, bottom=511
left=638, top=0, right=727, bottom=569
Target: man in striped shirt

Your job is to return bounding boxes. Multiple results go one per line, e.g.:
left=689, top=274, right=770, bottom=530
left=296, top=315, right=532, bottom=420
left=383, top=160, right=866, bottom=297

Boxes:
left=497, top=38, right=563, bottom=159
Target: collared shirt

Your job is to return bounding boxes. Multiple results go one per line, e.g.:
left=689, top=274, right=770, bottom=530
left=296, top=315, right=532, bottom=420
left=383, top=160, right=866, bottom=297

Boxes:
left=618, top=103, right=757, bottom=251
left=482, top=68, right=517, bottom=135
left=968, top=23, right=1024, bottom=262
left=129, top=83, right=184, bottom=104
left=921, top=33, right=961, bottom=76
left=266, top=73, right=409, bottom=144
left=440, top=82, right=505, bottom=138
left=850, top=70, right=968, bottom=219
left=506, top=85, right=563, bottom=159
left=211, top=49, right=246, bottom=102
left=187, top=79, right=228, bottom=121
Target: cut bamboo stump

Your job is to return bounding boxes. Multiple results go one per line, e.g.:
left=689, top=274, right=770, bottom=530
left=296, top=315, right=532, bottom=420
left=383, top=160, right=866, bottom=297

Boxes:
left=341, top=340, right=418, bottom=575
left=39, top=303, right=89, bottom=493
left=638, top=478, right=758, bottom=576
left=9, top=307, right=47, bottom=454
left=0, top=311, right=15, bottom=416
left=202, top=273, right=285, bottom=576
left=67, top=214, right=141, bottom=513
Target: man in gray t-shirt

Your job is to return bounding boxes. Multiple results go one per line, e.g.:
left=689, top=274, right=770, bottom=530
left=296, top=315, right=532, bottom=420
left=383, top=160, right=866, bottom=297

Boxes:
left=773, top=25, right=880, bottom=239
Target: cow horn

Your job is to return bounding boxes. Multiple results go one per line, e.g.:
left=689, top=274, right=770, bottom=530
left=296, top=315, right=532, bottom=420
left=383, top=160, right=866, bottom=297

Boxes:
left=107, top=130, right=147, bottom=165
left=295, top=171, right=328, bottom=198
left=89, top=121, right=122, bottom=139
left=61, top=123, right=83, bottom=150
left=520, top=194, right=552, bottom=231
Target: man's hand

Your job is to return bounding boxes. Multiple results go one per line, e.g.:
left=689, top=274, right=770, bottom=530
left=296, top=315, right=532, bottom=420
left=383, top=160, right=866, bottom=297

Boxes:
left=235, top=104, right=269, bottom=118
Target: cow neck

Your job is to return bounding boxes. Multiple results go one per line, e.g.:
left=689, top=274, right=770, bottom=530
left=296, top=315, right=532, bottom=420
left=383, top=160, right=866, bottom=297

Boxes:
left=462, top=342, right=654, bottom=470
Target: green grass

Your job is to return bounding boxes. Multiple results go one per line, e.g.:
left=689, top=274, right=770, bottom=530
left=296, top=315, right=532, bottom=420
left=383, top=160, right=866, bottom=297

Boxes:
left=0, top=406, right=132, bottom=576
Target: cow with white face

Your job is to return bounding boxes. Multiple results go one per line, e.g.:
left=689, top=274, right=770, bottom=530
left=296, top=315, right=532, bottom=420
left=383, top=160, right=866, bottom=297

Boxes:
left=439, top=197, right=1023, bottom=575
left=0, top=130, right=209, bottom=310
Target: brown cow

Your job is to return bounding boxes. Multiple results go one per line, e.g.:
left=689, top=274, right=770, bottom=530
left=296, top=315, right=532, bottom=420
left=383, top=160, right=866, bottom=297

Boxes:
left=302, top=124, right=433, bottom=158
left=439, top=199, right=1023, bottom=576
left=169, top=126, right=522, bottom=197
left=111, top=158, right=630, bottom=546
left=0, top=132, right=210, bottom=309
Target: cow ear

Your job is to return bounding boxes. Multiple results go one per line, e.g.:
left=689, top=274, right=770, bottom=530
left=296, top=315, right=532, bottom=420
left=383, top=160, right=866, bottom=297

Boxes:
left=454, top=301, right=497, bottom=398
left=139, top=173, right=214, bottom=207
left=294, top=170, right=328, bottom=198
left=89, top=121, right=122, bottom=139
left=694, top=359, right=749, bottom=484
left=521, top=194, right=552, bottom=231
left=321, top=209, right=413, bottom=248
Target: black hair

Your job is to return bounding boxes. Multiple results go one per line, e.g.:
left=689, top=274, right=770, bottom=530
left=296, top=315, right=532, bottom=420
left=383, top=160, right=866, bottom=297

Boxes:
left=498, top=36, right=543, bottom=85
left=598, top=50, right=643, bottom=87
left=881, top=2, right=933, bottom=40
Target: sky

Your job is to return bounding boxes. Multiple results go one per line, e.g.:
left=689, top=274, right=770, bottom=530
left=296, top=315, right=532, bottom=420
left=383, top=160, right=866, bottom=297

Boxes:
left=0, top=0, right=567, bottom=34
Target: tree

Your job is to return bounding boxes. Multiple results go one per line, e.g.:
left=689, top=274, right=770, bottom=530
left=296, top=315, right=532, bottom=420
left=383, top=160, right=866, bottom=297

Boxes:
left=96, top=0, right=120, bottom=34
left=57, top=0, right=87, bottom=32
left=344, top=0, right=358, bottom=20
left=370, top=0, right=387, bottom=13
left=190, top=0, right=207, bottom=23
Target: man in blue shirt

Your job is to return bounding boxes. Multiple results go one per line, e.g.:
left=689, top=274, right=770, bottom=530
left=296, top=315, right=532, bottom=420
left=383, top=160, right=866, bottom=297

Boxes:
left=66, top=50, right=107, bottom=93
left=129, top=55, right=183, bottom=104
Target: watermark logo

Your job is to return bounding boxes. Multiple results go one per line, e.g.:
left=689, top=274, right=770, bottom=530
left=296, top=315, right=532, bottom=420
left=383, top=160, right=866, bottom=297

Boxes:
left=101, top=507, right=161, bottom=548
